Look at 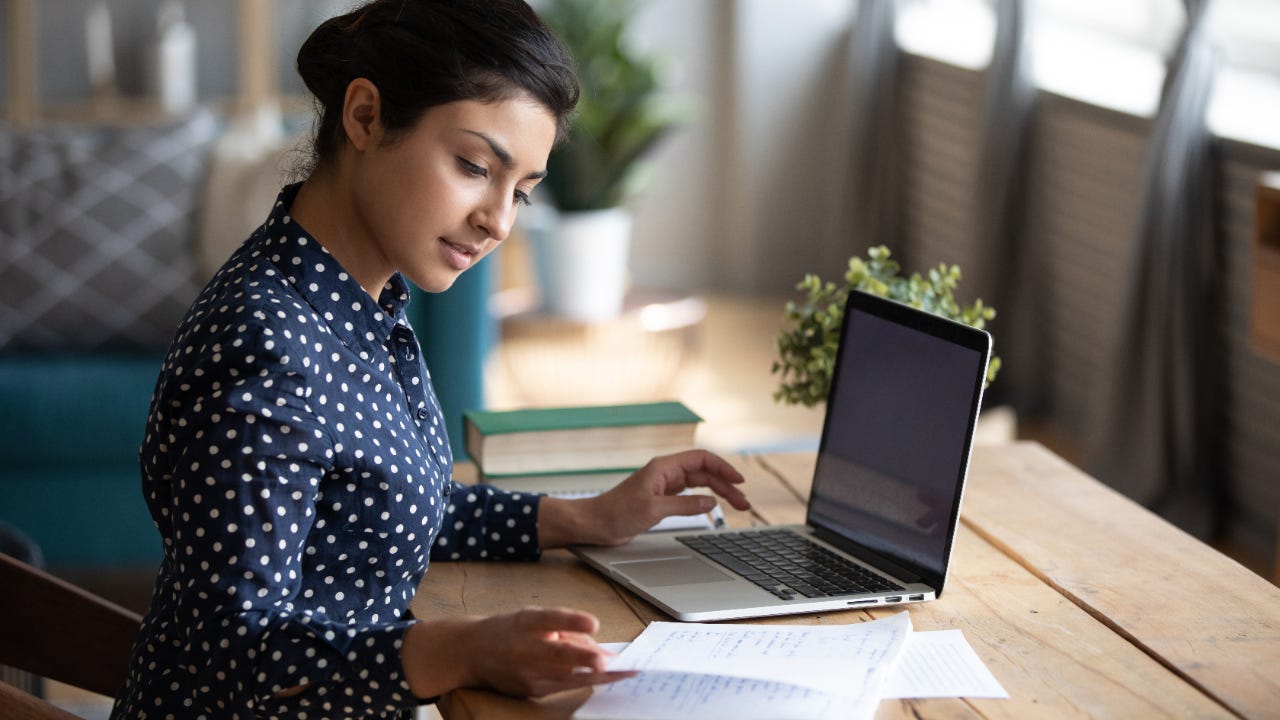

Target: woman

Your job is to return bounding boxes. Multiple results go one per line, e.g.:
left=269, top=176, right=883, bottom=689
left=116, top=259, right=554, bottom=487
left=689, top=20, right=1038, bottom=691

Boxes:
left=110, top=1, right=749, bottom=718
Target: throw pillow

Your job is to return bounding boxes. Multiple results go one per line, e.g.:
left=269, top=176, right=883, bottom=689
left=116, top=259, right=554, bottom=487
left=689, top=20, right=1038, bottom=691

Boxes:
left=0, top=109, right=218, bottom=352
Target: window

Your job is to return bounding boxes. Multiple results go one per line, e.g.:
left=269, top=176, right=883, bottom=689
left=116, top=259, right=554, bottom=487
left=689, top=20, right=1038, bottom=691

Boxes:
left=1024, top=0, right=1280, bottom=147
left=1027, top=0, right=1182, bottom=117
left=896, top=0, right=997, bottom=70
left=1208, top=0, right=1280, bottom=146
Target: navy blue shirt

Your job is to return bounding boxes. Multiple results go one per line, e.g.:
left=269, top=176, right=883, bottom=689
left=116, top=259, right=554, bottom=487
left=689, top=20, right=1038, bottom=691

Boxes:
left=112, top=184, right=543, bottom=719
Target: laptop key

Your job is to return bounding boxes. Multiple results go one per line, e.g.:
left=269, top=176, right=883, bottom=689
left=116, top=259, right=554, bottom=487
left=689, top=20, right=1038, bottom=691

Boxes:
left=769, top=584, right=796, bottom=600
left=703, top=553, right=758, bottom=579
left=789, top=582, right=827, bottom=598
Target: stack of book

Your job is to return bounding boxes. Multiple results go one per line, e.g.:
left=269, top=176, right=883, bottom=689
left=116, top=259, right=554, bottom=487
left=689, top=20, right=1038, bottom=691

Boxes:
left=462, top=400, right=703, bottom=498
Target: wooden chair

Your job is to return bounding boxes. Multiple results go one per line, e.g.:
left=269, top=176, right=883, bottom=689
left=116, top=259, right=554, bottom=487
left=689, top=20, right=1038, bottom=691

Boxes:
left=0, top=553, right=142, bottom=720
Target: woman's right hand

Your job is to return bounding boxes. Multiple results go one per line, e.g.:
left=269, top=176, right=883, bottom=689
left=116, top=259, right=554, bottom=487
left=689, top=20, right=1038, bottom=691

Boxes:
left=401, top=607, right=635, bottom=699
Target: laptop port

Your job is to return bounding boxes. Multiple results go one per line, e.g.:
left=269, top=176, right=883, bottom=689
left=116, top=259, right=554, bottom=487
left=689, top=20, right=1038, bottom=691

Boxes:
left=847, top=599, right=877, bottom=605
left=885, top=596, right=903, bottom=603
left=908, top=594, right=925, bottom=602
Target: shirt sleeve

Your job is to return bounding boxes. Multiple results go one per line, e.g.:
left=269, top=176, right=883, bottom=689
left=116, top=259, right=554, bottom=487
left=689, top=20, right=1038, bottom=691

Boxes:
left=430, top=480, right=543, bottom=561
left=152, top=323, right=420, bottom=717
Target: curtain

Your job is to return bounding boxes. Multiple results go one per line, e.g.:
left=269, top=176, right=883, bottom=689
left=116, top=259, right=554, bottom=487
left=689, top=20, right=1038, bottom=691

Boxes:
left=846, top=0, right=904, bottom=257
left=1086, top=0, right=1224, bottom=538
left=971, top=0, right=1042, bottom=412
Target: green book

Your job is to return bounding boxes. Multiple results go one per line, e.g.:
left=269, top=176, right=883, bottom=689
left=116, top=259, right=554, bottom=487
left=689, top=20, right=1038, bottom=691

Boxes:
left=480, top=468, right=637, bottom=496
left=463, top=401, right=702, bottom=476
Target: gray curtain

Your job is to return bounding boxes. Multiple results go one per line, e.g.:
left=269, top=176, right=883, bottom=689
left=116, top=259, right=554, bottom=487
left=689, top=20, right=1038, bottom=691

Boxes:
left=971, top=0, right=1042, bottom=412
left=846, top=0, right=904, bottom=257
left=1087, top=0, right=1224, bottom=538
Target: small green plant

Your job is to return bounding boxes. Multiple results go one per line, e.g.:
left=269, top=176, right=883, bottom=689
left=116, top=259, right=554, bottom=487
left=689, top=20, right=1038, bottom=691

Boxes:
left=772, top=246, right=1001, bottom=407
left=540, top=0, right=687, bottom=211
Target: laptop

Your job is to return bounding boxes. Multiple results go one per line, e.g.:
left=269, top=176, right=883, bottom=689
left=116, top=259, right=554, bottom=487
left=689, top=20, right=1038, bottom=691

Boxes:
left=572, top=289, right=992, bottom=621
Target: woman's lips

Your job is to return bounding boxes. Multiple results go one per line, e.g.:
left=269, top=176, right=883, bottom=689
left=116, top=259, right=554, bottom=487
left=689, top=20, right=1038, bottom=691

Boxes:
left=440, top=238, right=478, bottom=270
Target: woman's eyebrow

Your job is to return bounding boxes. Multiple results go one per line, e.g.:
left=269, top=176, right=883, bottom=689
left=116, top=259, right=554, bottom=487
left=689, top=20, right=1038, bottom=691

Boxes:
left=462, top=129, right=547, bottom=180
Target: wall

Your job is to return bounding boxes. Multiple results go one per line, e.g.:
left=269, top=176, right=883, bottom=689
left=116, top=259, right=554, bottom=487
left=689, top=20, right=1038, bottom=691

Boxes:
left=621, top=0, right=861, bottom=293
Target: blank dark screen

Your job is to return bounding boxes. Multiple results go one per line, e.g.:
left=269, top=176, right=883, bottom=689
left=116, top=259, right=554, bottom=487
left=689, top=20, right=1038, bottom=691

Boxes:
left=808, top=304, right=985, bottom=579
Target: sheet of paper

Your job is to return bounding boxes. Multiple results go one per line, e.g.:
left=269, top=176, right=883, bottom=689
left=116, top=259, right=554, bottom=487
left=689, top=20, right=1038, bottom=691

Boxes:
left=605, top=611, right=911, bottom=697
left=879, top=629, right=1008, bottom=699
left=575, top=671, right=874, bottom=720
left=575, top=613, right=910, bottom=720
left=584, top=626, right=1007, bottom=720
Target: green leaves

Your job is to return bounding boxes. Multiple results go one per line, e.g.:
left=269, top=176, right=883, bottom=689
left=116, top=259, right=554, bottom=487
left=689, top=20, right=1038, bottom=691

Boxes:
left=540, top=0, right=687, bottom=211
left=772, top=246, right=1002, bottom=407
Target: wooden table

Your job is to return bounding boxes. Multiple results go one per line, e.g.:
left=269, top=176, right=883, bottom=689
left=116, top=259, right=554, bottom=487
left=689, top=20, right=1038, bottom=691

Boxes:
left=412, top=442, right=1280, bottom=719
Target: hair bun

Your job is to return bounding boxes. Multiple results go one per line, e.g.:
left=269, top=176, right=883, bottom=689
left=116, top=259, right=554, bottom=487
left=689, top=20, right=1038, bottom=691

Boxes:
left=295, top=14, right=356, bottom=105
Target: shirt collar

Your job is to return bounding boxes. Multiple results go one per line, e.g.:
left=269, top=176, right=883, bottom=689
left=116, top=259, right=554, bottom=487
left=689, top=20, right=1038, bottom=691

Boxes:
left=256, top=183, right=413, bottom=353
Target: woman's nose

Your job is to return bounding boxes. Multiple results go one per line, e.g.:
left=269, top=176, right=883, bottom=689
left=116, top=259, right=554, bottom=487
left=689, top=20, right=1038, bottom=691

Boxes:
left=473, top=193, right=516, bottom=243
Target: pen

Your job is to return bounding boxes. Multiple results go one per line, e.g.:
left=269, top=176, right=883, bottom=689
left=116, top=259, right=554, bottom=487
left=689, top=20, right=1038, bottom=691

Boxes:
left=710, top=504, right=727, bottom=530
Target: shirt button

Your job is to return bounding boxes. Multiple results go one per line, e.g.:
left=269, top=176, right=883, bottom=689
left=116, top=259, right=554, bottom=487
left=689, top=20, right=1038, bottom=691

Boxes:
left=417, top=408, right=429, bottom=421
left=403, top=348, right=416, bottom=361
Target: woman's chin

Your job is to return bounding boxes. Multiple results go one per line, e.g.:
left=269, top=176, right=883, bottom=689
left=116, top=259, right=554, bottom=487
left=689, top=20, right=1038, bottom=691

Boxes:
left=407, top=269, right=461, bottom=294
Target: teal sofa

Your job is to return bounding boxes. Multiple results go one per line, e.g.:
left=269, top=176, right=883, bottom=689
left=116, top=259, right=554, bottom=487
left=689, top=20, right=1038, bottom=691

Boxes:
left=0, top=354, right=162, bottom=567
left=0, top=269, right=492, bottom=570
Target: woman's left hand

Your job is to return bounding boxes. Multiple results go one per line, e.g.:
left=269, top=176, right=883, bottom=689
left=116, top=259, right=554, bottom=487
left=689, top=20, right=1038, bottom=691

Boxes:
left=538, top=449, right=751, bottom=548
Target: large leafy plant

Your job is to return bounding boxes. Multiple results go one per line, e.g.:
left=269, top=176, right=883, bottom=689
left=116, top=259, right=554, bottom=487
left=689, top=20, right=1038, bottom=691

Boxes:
left=772, top=246, right=1002, bottom=407
left=539, top=0, right=685, bottom=211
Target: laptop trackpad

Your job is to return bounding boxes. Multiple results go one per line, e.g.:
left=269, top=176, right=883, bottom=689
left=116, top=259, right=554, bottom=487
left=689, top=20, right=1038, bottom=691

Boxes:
left=613, top=557, right=734, bottom=587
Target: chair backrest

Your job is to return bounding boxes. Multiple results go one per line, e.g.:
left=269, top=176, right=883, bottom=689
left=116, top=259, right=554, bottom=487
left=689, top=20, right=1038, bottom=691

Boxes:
left=0, top=553, right=143, bottom=719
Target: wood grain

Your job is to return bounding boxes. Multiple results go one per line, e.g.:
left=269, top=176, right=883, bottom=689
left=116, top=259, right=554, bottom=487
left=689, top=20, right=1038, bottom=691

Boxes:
left=0, top=554, right=141, bottom=699
left=962, top=442, right=1280, bottom=719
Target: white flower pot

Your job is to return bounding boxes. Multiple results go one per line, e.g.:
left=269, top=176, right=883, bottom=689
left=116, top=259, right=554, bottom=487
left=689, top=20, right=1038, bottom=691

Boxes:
left=527, top=207, right=632, bottom=322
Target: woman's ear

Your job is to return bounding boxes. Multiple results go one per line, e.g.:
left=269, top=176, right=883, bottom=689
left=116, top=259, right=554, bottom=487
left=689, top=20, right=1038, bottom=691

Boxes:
left=341, top=78, right=383, bottom=153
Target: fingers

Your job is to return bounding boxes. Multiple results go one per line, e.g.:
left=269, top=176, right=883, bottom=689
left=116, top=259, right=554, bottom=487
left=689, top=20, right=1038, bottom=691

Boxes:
left=569, top=450, right=752, bottom=547
left=649, top=450, right=751, bottom=511
left=482, top=607, right=624, bottom=696
left=527, top=669, right=638, bottom=698
left=651, top=492, right=718, bottom=518
left=514, top=606, right=599, bottom=636
left=515, top=607, right=610, bottom=672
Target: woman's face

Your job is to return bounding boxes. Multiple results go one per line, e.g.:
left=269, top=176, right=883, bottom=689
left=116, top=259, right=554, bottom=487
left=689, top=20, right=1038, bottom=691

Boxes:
left=351, top=94, right=557, bottom=293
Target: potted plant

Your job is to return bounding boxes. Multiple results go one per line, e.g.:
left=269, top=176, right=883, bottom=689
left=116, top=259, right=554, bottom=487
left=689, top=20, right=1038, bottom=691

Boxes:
left=527, top=0, right=686, bottom=321
left=772, top=245, right=1002, bottom=407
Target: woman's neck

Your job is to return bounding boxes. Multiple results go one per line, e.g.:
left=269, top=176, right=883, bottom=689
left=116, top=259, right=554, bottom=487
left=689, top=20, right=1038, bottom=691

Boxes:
left=289, top=166, right=395, bottom=301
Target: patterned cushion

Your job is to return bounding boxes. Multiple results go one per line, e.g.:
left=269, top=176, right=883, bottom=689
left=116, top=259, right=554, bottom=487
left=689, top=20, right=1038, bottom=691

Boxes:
left=0, top=110, right=218, bottom=351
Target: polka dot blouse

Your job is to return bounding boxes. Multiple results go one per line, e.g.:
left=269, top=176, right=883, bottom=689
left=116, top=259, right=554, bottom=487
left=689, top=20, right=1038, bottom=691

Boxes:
left=111, top=184, right=543, bottom=720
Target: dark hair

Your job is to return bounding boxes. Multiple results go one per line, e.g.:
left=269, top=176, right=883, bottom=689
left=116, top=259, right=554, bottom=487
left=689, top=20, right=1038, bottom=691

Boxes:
left=296, top=0, right=579, bottom=173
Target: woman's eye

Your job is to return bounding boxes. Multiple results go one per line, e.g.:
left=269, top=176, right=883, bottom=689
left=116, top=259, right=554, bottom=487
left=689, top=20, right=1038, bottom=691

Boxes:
left=514, top=190, right=532, bottom=207
left=458, top=158, right=487, bottom=178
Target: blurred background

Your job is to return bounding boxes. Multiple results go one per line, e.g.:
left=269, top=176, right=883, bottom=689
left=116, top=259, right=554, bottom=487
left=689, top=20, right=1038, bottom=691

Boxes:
left=1, top=0, right=1278, bottom=674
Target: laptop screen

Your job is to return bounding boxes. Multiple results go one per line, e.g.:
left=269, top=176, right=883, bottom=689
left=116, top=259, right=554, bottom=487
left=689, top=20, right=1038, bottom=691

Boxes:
left=806, top=290, right=990, bottom=590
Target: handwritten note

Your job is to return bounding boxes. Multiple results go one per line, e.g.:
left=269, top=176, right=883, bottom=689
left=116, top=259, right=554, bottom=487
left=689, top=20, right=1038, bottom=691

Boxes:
left=578, top=622, right=1007, bottom=720
left=575, top=613, right=911, bottom=720
left=575, top=671, right=873, bottom=720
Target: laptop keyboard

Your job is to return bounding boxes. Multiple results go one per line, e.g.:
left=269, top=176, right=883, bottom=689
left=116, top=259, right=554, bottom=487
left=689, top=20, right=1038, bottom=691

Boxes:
left=677, top=528, right=904, bottom=601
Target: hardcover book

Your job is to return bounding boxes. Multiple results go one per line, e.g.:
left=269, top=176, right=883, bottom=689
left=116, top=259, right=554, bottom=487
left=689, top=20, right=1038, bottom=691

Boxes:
left=462, top=401, right=701, bottom=476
